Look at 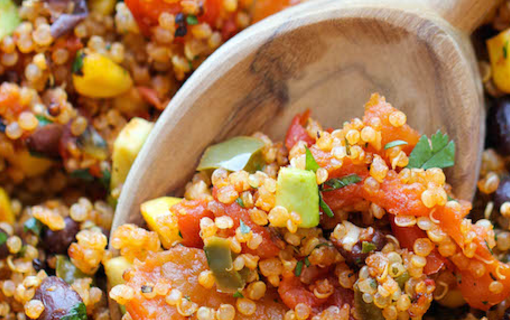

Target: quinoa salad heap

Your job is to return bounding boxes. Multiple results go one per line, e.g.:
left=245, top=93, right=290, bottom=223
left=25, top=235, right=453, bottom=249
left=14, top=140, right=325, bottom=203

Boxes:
left=1, top=0, right=510, bottom=320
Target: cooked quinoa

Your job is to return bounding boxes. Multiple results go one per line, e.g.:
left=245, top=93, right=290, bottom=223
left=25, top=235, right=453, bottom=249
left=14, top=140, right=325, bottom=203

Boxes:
left=0, top=0, right=510, bottom=320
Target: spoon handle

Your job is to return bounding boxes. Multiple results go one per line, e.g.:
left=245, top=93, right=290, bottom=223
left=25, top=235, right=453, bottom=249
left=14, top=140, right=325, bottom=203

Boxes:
left=426, top=0, right=500, bottom=34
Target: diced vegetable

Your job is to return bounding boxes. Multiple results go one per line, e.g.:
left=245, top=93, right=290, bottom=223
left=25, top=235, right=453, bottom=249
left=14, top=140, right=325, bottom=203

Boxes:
left=275, top=167, right=319, bottom=228
left=140, top=197, right=182, bottom=249
left=111, top=117, right=153, bottom=190
left=354, top=288, right=384, bottom=320
left=0, top=188, right=13, bottom=224
left=197, top=136, right=265, bottom=173
left=89, top=0, right=116, bottom=15
left=0, top=0, right=20, bottom=41
left=56, top=255, right=88, bottom=285
left=285, top=110, right=315, bottom=150
left=204, top=236, right=245, bottom=293
left=104, top=256, right=132, bottom=287
left=6, top=149, right=53, bottom=177
left=487, top=30, right=510, bottom=93
left=77, top=126, right=108, bottom=160
left=72, top=52, right=133, bottom=98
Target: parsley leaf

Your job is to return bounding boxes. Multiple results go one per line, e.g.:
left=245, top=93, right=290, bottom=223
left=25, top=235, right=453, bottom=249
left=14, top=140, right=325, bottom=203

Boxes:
left=304, top=257, right=311, bottom=267
left=361, top=241, right=376, bottom=254
left=485, top=239, right=494, bottom=255
left=384, top=140, right=408, bottom=150
left=35, top=115, right=52, bottom=127
left=233, top=291, right=244, bottom=298
left=240, top=220, right=251, bottom=234
left=186, top=15, right=198, bottom=25
left=319, top=192, right=334, bottom=218
left=0, top=231, right=7, bottom=246
left=236, top=197, right=245, bottom=208
left=24, top=218, right=43, bottom=236
left=62, top=302, right=87, bottom=320
left=295, top=261, right=303, bottom=276
left=305, top=146, right=320, bottom=172
left=407, top=130, right=455, bottom=170
left=321, top=174, right=361, bottom=192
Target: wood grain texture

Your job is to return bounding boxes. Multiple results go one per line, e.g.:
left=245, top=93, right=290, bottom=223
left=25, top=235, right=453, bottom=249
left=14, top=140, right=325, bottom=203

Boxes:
left=109, top=0, right=491, bottom=315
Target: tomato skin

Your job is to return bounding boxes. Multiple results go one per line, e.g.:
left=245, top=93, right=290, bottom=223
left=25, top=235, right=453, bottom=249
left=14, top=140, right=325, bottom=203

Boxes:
left=389, top=217, right=446, bottom=275
left=285, top=110, right=315, bottom=150
left=171, top=200, right=214, bottom=248
left=125, top=0, right=224, bottom=36
left=208, top=196, right=281, bottom=258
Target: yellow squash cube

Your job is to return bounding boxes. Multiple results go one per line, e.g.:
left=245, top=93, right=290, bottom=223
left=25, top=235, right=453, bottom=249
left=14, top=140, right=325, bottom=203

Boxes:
left=141, top=197, right=182, bottom=249
left=111, top=118, right=153, bottom=190
left=0, top=187, right=13, bottom=223
left=487, top=29, right=510, bottom=93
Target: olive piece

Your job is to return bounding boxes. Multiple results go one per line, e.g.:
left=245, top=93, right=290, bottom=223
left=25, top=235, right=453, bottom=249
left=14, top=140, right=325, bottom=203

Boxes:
left=34, top=276, right=84, bottom=320
left=0, top=228, right=9, bottom=259
left=41, top=217, right=79, bottom=255
left=487, top=97, right=510, bottom=156
left=334, top=230, right=386, bottom=268
left=494, top=177, right=510, bottom=213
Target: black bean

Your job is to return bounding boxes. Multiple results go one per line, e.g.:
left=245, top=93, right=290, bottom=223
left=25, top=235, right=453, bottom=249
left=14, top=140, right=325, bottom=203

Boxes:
left=494, top=177, right=510, bottom=212
left=32, top=258, right=46, bottom=272
left=175, top=26, right=187, bottom=38
left=0, top=229, right=9, bottom=260
left=175, top=13, right=185, bottom=25
left=26, top=124, right=64, bottom=159
left=34, top=276, right=83, bottom=320
left=41, top=217, right=79, bottom=255
left=487, top=97, right=510, bottom=156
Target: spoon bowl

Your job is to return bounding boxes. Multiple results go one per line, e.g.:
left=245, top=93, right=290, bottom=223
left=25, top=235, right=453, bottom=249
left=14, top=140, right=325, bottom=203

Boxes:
left=109, top=0, right=496, bottom=316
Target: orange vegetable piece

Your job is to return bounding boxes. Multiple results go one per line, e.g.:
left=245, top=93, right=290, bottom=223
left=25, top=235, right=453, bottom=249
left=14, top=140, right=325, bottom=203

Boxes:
left=171, top=200, right=215, bottom=248
left=125, top=246, right=287, bottom=319
left=285, top=110, right=315, bottom=150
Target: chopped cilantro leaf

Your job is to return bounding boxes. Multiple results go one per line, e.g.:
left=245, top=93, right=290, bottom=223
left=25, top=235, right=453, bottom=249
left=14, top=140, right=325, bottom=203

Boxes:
left=178, top=230, right=183, bottom=238
left=305, top=146, right=320, bottom=172
left=295, top=260, right=303, bottom=276
left=35, top=115, right=52, bottom=126
left=319, top=192, right=334, bottom=218
left=485, top=239, right=494, bottom=255
left=384, top=140, right=408, bottom=150
left=321, top=174, right=361, bottom=192
left=407, top=130, right=455, bottom=170
left=186, top=15, right=198, bottom=25
left=72, top=51, right=85, bottom=76
left=240, top=220, right=251, bottom=235
left=304, top=257, right=310, bottom=267
left=233, top=291, right=244, bottom=298
left=361, top=241, right=376, bottom=254
left=236, top=197, right=245, bottom=208
left=99, top=169, right=111, bottom=190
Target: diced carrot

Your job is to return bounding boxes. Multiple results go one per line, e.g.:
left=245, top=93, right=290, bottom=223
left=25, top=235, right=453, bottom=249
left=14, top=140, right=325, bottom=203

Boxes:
left=278, top=275, right=328, bottom=310
left=362, top=93, right=420, bottom=156
left=285, top=110, right=315, bottom=150
left=171, top=200, right=214, bottom=248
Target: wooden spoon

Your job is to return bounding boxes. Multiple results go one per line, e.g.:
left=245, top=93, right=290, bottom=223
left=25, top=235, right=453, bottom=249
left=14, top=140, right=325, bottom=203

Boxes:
left=109, top=0, right=495, bottom=315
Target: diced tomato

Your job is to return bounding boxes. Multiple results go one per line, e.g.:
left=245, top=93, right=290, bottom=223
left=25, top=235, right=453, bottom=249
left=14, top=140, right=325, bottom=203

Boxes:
left=0, top=85, right=25, bottom=121
left=125, top=0, right=223, bottom=36
left=137, top=86, right=164, bottom=110
left=208, top=197, right=280, bottom=258
left=285, top=110, right=315, bottom=150
left=252, top=0, right=296, bottom=23
left=171, top=200, right=214, bottom=248
left=434, top=201, right=471, bottom=249
left=279, top=275, right=327, bottom=310
left=363, top=170, right=430, bottom=217
left=389, top=217, right=446, bottom=275
left=458, top=260, right=510, bottom=310
left=362, top=93, right=420, bottom=156
left=52, top=36, right=83, bottom=56
left=221, top=15, right=238, bottom=41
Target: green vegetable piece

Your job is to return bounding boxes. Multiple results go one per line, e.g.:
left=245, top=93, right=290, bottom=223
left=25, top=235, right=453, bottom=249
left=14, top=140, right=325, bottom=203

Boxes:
left=407, top=130, right=455, bottom=170
left=186, top=15, right=198, bottom=25
left=233, top=291, right=244, bottom=298
left=295, top=260, right=303, bottom=276
left=384, top=140, right=408, bottom=150
left=305, top=146, right=320, bottom=172
left=72, top=51, right=85, bottom=76
left=197, top=137, right=265, bottom=173
left=24, top=217, right=43, bottom=236
left=276, top=168, right=319, bottom=228
left=204, top=237, right=245, bottom=293
left=35, top=115, right=52, bottom=127
left=0, top=0, right=20, bottom=41
left=0, top=231, right=6, bottom=246
left=354, top=288, right=384, bottom=320
left=56, top=255, right=88, bottom=285
left=62, top=302, right=87, bottom=320
left=321, top=174, right=362, bottom=192
left=361, top=241, right=376, bottom=254
left=395, top=271, right=410, bottom=289
left=236, top=197, right=245, bottom=208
